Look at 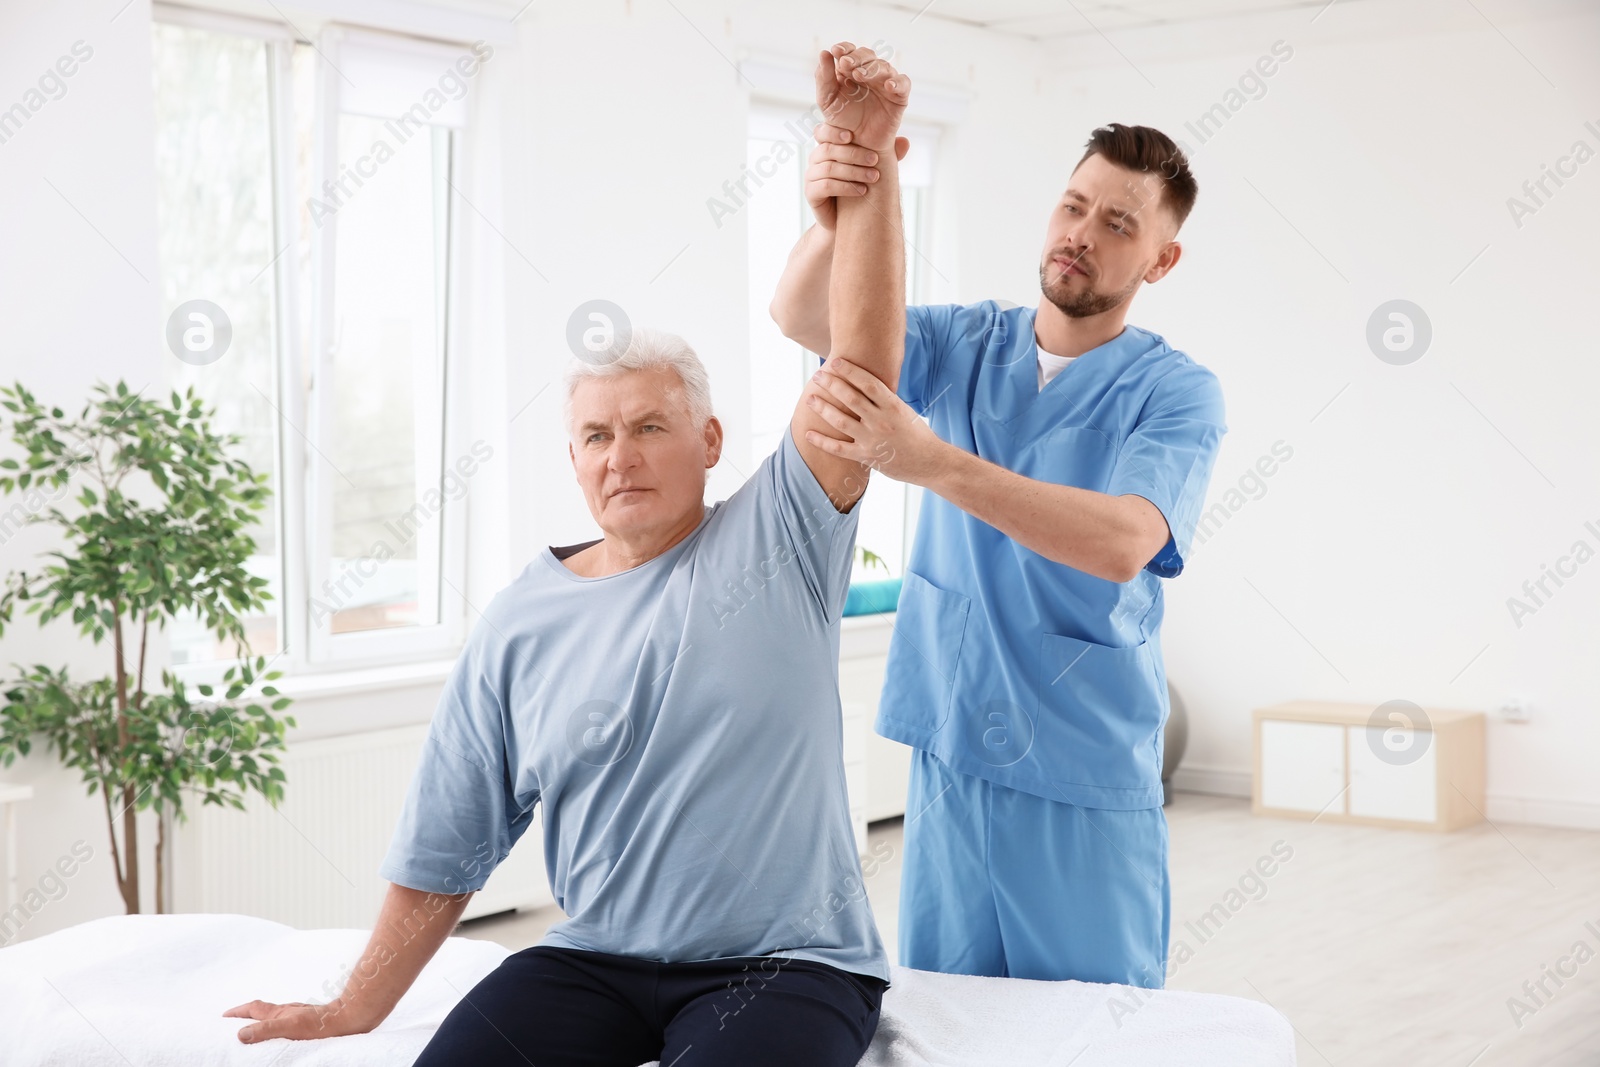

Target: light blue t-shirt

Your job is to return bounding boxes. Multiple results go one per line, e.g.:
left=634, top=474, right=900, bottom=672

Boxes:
left=379, top=425, right=890, bottom=983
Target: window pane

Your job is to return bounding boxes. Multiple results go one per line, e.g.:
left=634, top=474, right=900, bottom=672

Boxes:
left=151, top=23, right=283, bottom=664
left=321, top=116, right=451, bottom=634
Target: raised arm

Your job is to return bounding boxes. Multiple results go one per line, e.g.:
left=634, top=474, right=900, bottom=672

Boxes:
left=769, top=127, right=908, bottom=357
left=789, top=42, right=909, bottom=512
left=770, top=220, right=836, bottom=357
left=226, top=882, right=473, bottom=1042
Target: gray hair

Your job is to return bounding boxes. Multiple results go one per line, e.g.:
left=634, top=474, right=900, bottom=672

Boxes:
left=562, top=326, right=715, bottom=437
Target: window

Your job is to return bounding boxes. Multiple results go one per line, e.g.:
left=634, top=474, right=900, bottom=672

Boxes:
left=745, top=107, right=941, bottom=582
left=305, top=33, right=467, bottom=663
left=152, top=17, right=291, bottom=664
left=151, top=8, right=482, bottom=675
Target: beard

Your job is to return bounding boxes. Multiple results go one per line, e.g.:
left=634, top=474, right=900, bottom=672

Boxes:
left=1038, top=259, right=1140, bottom=319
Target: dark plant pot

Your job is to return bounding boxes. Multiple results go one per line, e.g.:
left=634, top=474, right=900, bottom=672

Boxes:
left=1161, top=680, right=1189, bottom=807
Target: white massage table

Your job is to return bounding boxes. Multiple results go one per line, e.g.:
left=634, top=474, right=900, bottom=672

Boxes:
left=0, top=914, right=1295, bottom=1066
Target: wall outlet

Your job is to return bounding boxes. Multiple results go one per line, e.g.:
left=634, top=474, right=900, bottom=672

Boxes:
left=1498, top=697, right=1531, bottom=723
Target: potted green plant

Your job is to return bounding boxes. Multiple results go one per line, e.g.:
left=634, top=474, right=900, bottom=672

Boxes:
left=0, top=380, right=295, bottom=914
left=856, top=545, right=889, bottom=574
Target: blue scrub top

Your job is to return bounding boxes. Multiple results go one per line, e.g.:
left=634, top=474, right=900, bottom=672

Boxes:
left=875, top=301, right=1227, bottom=810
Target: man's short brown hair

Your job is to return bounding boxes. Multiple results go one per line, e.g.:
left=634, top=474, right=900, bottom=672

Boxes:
left=1074, top=123, right=1198, bottom=233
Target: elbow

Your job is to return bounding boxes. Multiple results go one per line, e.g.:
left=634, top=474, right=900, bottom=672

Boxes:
left=1056, top=549, right=1139, bottom=584
left=1097, top=556, right=1141, bottom=584
left=1108, top=543, right=1151, bottom=584
left=1112, top=500, right=1169, bottom=583
left=769, top=298, right=829, bottom=356
left=769, top=297, right=800, bottom=344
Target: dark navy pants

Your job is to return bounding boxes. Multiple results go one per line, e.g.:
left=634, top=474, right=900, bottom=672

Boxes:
left=414, top=945, right=888, bottom=1067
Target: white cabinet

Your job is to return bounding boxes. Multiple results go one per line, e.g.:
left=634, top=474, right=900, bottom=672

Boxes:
left=1258, top=720, right=1344, bottom=815
left=1252, top=701, right=1484, bottom=832
left=1348, top=726, right=1438, bottom=823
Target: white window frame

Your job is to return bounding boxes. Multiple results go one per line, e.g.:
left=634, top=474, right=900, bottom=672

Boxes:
left=303, top=25, right=469, bottom=667
left=153, top=4, right=473, bottom=687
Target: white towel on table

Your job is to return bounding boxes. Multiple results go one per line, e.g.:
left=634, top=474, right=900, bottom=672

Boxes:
left=636, top=961, right=1296, bottom=1067
left=0, top=912, right=510, bottom=1066
left=858, top=964, right=1295, bottom=1066
left=0, top=914, right=1295, bottom=1066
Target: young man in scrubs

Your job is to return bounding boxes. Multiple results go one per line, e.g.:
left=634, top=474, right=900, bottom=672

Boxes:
left=772, top=121, right=1225, bottom=990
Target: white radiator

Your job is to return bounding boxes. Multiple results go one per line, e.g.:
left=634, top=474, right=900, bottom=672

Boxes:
left=177, top=724, right=551, bottom=927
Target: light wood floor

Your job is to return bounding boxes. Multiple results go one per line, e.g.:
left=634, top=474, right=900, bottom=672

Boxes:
left=460, top=792, right=1600, bottom=1066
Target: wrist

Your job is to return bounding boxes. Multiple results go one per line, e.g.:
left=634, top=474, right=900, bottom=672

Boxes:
left=854, top=135, right=897, bottom=156
left=323, top=995, right=386, bottom=1034
left=908, top=434, right=953, bottom=489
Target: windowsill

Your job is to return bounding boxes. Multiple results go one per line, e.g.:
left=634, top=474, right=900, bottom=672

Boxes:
left=269, top=657, right=459, bottom=701
left=0, top=783, right=34, bottom=804
left=841, top=610, right=896, bottom=657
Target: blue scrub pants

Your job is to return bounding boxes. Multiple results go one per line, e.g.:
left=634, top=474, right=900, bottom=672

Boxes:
left=899, top=748, right=1170, bottom=988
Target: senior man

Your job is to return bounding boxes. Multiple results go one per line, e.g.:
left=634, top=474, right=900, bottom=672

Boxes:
left=223, top=42, right=909, bottom=1067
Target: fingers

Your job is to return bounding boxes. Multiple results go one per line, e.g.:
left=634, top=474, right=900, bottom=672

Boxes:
left=807, top=162, right=877, bottom=187
left=236, top=1014, right=312, bottom=1044
left=813, top=363, right=875, bottom=412
left=818, top=358, right=886, bottom=405
left=236, top=1021, right=272, bottom=1044
left=809, top=140, right=879, bottom=169
left=222, top=1000, right=276, bottom=1019
left=224, top=1000, right=314, bottom=1017
left=836, top=45, right=910, bottom=105
left=807, top=155, right=878, bottom=188
left=807, top=131, right=903, bottom=203
left=806, top=154, right=879, bottom=202
left=225, top=1001, right=320, bottom=1043
left=808, top=176, right=869, bottom=201
left=812, top=48, right=840, bottom=108
left=804, top=428, right=850, bottom=455
left=805, top=141, right=882, bottom=202
left=813, top=122, right=853, bottom=146
left=835, top=44, right=877, bottom=79
left=803, top=379, right=858, bottom=428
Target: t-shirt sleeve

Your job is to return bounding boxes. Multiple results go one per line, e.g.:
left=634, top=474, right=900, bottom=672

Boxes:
left=377, top=610, right=534, bottom=894
left=765, top=422, right=863, bottom=623
left=1106, top=366, right=1227, bottom=579
left=896, top=304, right=958, bottom=415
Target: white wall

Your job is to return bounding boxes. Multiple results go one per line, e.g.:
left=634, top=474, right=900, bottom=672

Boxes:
left=0, top=0, right=168, bottom=937
left=495, top=0, right=1054, bottom=556
left=1031, top=0, right=1600, bottom=826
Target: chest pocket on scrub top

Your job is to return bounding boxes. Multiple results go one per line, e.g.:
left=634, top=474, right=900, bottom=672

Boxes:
left=1027, top=424, right=1118, bottom=491
left=974, top=417, right=1118, bottom=493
